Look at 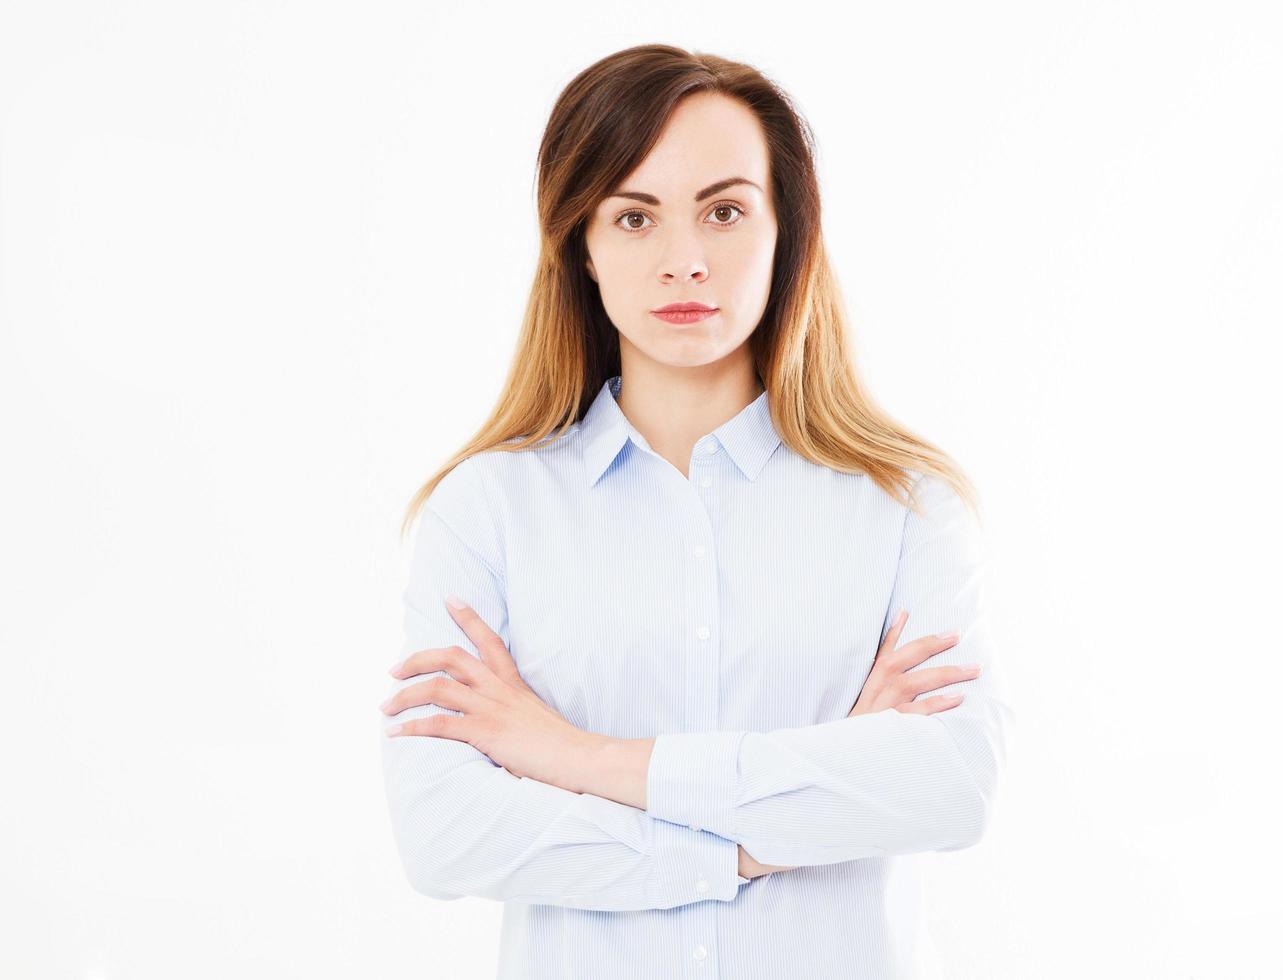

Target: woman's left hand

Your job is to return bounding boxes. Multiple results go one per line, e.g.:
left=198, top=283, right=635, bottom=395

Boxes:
left=381, top=596, right=598, bottom=792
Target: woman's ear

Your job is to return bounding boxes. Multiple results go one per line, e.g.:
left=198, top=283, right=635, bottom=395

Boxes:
left=585, top=258, right=597, bottom=283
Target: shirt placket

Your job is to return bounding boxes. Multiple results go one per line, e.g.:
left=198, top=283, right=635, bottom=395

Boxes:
left=679, top=432, right=725, bottom=978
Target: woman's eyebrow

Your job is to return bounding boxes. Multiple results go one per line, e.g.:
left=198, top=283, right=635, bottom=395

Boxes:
left=606, top=176, right=763, bottom=206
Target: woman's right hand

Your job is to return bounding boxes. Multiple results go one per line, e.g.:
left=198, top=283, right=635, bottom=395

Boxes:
left=849, top=608, right=980, bottom=717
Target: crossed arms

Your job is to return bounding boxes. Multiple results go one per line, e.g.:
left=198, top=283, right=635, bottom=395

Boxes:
left=380, top=465, right=1014, bottom=911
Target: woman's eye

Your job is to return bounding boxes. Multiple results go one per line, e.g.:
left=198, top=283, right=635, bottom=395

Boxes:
left=707, top=203, right=745, bottom=226
left=613, top=202, right=746, bottom=233
left=616, top=211, right=654, bottom=232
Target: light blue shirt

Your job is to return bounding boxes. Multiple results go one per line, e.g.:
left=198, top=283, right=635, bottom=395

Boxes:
left=381, top=374, right=1015, bottom=979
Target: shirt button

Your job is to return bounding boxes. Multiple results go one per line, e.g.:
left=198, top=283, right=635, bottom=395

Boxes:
left=696, top=625, right=710, bottom=640
left=702, top=440, right=718, bottom=455
left=689, top=823, right=701, bottom=832
left=693, top=944, right=708, bottom=961
left=696, top=877, right=710, bottom=893
left=692, top=545, right=706, bottom=558
left=699, top=477, right=712, bottom=488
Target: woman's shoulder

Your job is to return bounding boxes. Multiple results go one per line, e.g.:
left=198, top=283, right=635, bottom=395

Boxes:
left=431, top=425, right=581, bottom=526
left=468, top=424, right=584, bottom=488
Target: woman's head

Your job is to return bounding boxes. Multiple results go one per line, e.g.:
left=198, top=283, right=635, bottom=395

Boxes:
left=534, top=44, right=821, bottom=393
left=580, top=90, right=778, bottom=377
left=404, top=44, right=976, bottom=537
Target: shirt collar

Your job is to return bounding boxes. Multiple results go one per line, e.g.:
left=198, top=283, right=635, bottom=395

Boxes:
left=581, top=375, right=781, bottom=487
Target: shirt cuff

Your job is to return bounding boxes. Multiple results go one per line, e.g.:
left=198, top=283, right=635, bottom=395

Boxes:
left=646, top=730, right=746, bottom=839
left=649, top=818, right=742, bottom=905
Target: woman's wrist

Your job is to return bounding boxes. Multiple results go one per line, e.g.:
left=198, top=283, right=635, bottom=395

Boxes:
left=567, top=733, right=653, bottom=810
left=738, top=845, right=799, bottom=878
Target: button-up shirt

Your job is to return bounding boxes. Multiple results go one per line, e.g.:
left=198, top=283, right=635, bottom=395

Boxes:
left=381, top=374, right=1015, bottom=979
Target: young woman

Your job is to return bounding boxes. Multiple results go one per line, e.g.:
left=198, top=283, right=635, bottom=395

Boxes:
left=379, top=44, right=1013, bottom=980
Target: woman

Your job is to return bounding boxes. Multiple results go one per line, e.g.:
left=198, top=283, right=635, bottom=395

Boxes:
left=380, top=44, right=1013, bottom=980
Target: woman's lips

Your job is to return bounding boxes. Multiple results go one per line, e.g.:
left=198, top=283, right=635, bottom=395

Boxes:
left=651, top=308, right=719, bottom=324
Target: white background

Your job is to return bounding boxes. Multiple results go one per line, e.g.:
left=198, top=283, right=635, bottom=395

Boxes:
left=2, top=2, right=1280, bottom=978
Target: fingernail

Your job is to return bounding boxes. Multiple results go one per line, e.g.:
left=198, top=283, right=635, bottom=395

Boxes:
left=445, top=594, right=467, bottom=610
left=938, top=630, right=960, bottom=643
left=384, top=723, right=402, bottom=736
left=388, top=660, right=404, bottom=677
left=960, top=663, right=982, bottom=672
left=379, top=696, right=394, bottom=711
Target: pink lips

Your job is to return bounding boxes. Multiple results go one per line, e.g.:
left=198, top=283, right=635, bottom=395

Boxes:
left=651, top=302, right=719, bottom=325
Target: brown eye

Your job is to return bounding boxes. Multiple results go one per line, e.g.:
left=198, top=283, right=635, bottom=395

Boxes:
left=706, top=202, right=747, bottom=227
left=614, top=211, right=654, bottom=232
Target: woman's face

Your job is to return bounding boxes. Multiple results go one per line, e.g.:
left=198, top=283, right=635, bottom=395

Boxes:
left=583, top=91, right=778, bottom=372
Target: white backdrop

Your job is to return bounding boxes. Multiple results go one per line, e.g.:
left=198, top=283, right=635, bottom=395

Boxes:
left=2, top=2, right=1279, bottom=978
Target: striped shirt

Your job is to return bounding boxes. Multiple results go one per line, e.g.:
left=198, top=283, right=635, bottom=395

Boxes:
left=381, top=374, right=1015, bottom=979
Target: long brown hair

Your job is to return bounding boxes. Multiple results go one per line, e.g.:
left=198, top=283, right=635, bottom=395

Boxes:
left=401, top=44, right=979, bottom=540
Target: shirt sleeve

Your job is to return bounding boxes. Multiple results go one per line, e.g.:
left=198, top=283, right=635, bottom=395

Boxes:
left=644, top=471, right=1016, bottom=868
left=381, top=458, right=752, bottom=909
